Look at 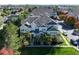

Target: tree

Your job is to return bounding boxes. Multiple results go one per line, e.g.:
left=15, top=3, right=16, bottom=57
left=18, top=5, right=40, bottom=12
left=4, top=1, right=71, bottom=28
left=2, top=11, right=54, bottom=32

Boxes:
left=52, top=6, right=58, bottom=12
left=54, top=35, right=63, bottom=44
left=3, top=22, right=21, bottom=54
left=58, top=14, right=77, bottom=26
left=28, top=8, right=32, bottom=12
left=0, top=47, right=14, bottom=55
left=57, top=10, right=68, bottom=15
left=20, top=32, right=30, bottom=47
left=0, top=29, right=5, bottom=49
left=3, top=8, right=11, bottom=16
left=40, top=33, right=63, bottom=45
left=18, top=10, right=29, bottom=26
left=74, top=21, right=79, bottom=29
left=10, top=16, right=21, bottom=27
left=40, top=33, right=54, bottom=45
left=64, top=16, right=76, bottom=26
left=58, top=14, right=67, bottom=21
left=0, top=16, right=3, bottom=27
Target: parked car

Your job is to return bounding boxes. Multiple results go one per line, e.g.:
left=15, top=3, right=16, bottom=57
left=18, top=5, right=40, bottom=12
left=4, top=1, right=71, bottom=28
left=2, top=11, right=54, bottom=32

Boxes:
left=70, top=39, right=77, bottom=46
left=63, top=31, right=68, bottom=36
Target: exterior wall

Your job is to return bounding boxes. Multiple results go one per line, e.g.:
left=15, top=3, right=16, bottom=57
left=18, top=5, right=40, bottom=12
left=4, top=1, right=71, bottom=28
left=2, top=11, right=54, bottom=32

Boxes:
left=47, top=31, right=59, bottom=35
left=53, top=25, right=58, bottom=29
left=20, top=24, right=31, bottom=33
left=31, top=22, right=38, bottom=30
left=39, top=26, right=47, bottom=32
left=58, top=6, right=72, bottom=11
left=47, top=25, right=58, bottom=29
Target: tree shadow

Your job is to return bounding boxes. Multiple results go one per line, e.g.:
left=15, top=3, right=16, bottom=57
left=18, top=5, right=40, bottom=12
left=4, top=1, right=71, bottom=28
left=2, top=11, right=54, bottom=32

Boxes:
left=0, top=29, right=5, bottom=49
left=20, top=47, right=62, bottom=55
left=20, top=47, right=51, bottom=55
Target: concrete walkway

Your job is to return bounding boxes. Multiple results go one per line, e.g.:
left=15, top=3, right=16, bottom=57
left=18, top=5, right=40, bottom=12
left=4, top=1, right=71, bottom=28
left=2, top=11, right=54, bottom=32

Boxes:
left=60, top=33, right=70, bottom=46
left=72, top=46, right=79, bottom=51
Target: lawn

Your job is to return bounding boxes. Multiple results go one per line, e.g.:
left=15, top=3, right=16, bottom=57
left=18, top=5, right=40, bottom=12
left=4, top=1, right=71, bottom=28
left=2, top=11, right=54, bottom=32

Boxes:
left=20, top=47, right=79, bottom=55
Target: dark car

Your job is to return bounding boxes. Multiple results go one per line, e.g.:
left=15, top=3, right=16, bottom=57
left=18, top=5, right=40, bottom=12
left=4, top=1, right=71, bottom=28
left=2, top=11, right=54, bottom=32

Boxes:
left=70, top=39, right=77, bottom=46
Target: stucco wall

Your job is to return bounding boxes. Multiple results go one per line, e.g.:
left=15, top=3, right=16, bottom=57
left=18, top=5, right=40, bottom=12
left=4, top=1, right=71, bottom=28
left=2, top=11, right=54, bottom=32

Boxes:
left=20, top=24, right=31, bottom=33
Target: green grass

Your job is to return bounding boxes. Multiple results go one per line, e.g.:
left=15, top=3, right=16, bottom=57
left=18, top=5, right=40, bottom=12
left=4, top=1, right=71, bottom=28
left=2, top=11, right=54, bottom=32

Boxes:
left=48, top=47, right=79, bottom=55
left=20, top=47, right=79, bottom=55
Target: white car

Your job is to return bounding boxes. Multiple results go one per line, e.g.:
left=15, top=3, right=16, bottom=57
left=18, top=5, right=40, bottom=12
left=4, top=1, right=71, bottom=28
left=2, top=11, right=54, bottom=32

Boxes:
left=63, top=31, right=68, bottom=36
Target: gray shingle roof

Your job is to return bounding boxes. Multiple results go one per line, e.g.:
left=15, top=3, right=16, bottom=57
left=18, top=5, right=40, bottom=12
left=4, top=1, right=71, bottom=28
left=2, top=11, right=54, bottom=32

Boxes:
left=21, top=16, right=39, bottom=24
left=22, top=15, right=56, bottom=27
left=25, top=16, right=38, bottom=24
left=21, top=8, right=56, bottom=27
left=34, top=15, right=53, bottom=27
left=31, top=8, right=53, bottom=16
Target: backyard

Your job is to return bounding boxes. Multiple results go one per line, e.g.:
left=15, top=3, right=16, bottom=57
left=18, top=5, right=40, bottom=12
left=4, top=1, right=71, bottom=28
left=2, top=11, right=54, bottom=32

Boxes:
left=20, top=47, right=79, bottom=55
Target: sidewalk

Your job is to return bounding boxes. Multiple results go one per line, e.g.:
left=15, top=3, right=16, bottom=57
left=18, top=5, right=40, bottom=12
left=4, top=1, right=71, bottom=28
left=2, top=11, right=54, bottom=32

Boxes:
left=60, top=33, right=70, bottom=46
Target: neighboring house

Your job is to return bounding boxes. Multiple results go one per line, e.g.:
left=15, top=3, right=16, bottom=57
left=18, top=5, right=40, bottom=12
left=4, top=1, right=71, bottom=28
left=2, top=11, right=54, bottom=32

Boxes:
left=8, top=14, right=19, bottom=21
left=58, top=6, right=73, bottom=12
left=30, top=7, right=53, bottom=16
left=3, top=16, right=8, bottom=23
left=3, top=14, right=19, bottom=23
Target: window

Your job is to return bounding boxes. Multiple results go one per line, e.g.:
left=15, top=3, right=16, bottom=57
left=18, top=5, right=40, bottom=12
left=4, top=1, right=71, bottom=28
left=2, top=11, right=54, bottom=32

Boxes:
left=21, top=29, right=24, bottom=31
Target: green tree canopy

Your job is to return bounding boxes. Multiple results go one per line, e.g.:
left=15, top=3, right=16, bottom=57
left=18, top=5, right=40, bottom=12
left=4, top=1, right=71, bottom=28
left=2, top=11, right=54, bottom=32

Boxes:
left=0, top=16, right=3, bottom=27
left=3, top=22, right=21, bottom=54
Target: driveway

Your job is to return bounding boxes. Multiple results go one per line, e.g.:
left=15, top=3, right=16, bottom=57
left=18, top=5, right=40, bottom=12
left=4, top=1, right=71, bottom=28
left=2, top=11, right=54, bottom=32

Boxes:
left=53, top=19, right=79, bottom=41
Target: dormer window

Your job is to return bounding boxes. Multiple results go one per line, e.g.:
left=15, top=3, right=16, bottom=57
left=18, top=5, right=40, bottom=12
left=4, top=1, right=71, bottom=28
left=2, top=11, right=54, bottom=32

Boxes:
left=25, top=22, right=31, bottom=28
left=25, top=22, right=30, bottom=26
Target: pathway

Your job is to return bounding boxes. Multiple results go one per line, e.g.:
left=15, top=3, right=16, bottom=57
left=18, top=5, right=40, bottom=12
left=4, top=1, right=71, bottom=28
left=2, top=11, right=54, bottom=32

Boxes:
left=60, top=33, right=70, bottom=46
